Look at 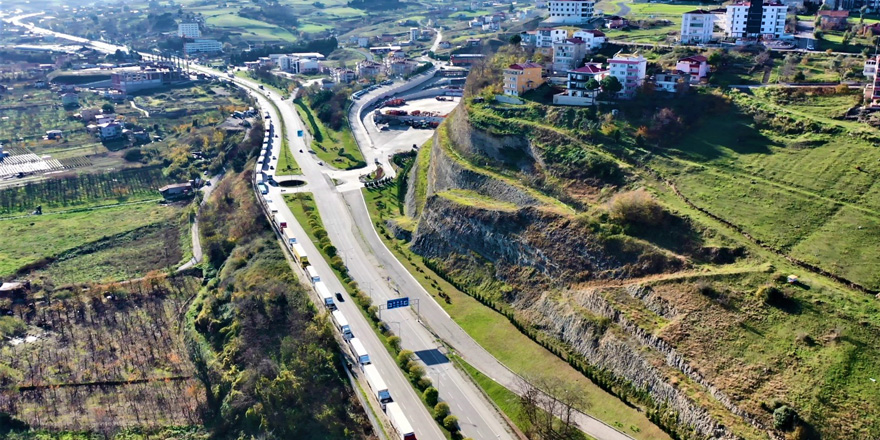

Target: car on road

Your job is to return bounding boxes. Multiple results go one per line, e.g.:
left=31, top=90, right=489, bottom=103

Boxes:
left=272, top=156, right=277, bottom=160
left=335, top=292, right=344, bottom=302
left=318, top=161, right=324, bottom=166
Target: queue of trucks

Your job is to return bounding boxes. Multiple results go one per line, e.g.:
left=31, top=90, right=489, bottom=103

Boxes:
left=256, top=101, right=417, bottom=440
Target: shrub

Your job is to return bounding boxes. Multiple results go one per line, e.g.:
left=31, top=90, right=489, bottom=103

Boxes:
left=367, top=305, right=380, bottom=322
left=443, top=415, right=459, bottom=432
left=606, top=189, right=665, bottom=227
left=433, top=402, right=451, bottom=420
left=416, top=376, right=433, bottom=391
left=397, top=350, right=414, bottom=369
left=756, top=284, right=785, bottom=305
left=408, top=364, right=426, bottom=382
left=773, top=405, right=799, bottom=431
left=387, top=335, right=401, bottom=352
left=423, top=387, right=439, bottom=406
left=122, top=148, right=143, bottom=162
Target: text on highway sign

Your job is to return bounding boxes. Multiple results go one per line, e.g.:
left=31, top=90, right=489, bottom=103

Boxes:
left=386, top=297, right=410, bottom=310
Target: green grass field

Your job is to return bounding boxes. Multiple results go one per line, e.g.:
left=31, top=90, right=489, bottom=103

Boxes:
left=206, top=12, right=298, bottom=42
left=293, top=99, right=366, bottom=170
left=0, top=202, right=181, bottom=277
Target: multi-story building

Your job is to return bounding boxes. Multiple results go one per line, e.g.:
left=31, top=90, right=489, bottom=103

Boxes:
left=503, top=62, right=545, bottom=96
left=546, top=0, right=596, bottom=24
left=607, top=52, right=647, bottom=98
left=553, top=63, right=607, bottom=106
left=680, top=10, right=715, bottom=44
left=572, top=29, right=606, bottom=50
left=183, top=39, right=222, bottom=54
left=653, top=72, right=689, bottom=93
left=676, top=55, right=709, bottom=82
left=723, top=1, right=788, bottom=39
left=552, top=37, right=588, bottom=72
left=177, top=22, right=201, bottom=39
left=864, top=55, right=880, bottom=108
left=333, top=68, right=357, bottom=83
left=357, top=60, right=384, bottom=78
left=535, top=27, right=569, bottom=48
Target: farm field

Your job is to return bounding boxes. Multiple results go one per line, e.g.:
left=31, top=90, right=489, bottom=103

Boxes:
left=0, top=276, right=205, bottom=431
left=0, top=201, right=182, bottom=278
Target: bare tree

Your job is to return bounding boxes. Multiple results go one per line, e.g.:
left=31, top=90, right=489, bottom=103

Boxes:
left=518, top=375, right=591, bottom=439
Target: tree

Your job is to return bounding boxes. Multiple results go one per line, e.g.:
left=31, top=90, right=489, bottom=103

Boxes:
left=423, top=387, right=439, bottom=406
left=599, top=75, right=622, bottom=96
left=387, top=335, right=401, bottom=352
left=518, top=376, right=590, bottom=440
left=443, top=415, right=459, bottom=432
left=397, top=350, right=414, bottom=369
left=433, top=402, right=451, bottom=420
left=773, top=405, right=799, bottom=431
left=102, top=103, right=115, bottom=114
left=585, top=78, right=600, bottom=90
left=509, top=34, right=522, bottom=45
left=793, top=71, right=806, bottom=82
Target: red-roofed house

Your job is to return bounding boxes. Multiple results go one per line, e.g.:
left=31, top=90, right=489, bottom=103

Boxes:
left=675, top=55, right=709, bottom=82
left=554, top=63, right=608, bottom=106
left=572, top=29, right=607, bottom=50
left=552, top=37, right=588, bottom=72
left=503, top=62, right=545, bottom=96
left=817, top=10, right=849, bottom=29
left=605, top=15, right=629, bottom=29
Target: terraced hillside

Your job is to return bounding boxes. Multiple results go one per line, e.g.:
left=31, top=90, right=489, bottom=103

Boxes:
left=377, top=50, right=880, bottom=440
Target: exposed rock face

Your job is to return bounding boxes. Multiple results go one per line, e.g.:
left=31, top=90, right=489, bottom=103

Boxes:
left=446, top=107, right=542, bottom=172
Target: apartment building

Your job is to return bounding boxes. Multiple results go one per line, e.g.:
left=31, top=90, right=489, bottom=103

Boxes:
left=503, top=62, right=545, bottom=96
left=680, top=10, right=715, bottom=44
left=572, top=29, right=606, bottom=49
left=607, top=52, right=647, bottom=98
left=183, top=39, right=222, bottom=54
left=177, top=22, right=201, bottom=39
left=723, top=1, right=788, bottom=39
left=676, top=55, right=709, bottom=82
left=535, top=27, right=569, bottom=48
left=553, top=63, right=607, bottom=106
left=552, top=37, right=588, bottom=72
left=546, top=0, right=596, bottom=24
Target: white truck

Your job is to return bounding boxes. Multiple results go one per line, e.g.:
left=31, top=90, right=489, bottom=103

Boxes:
left=386, top=401, right=416, bottom=440
left=332, top=310, right=352, bottom=339
left=349, top=338, right=370, bottom=368
left=306, top=265, right=320, bottom=284
left=282, top=229, right=297, bottom=248
left=363, top=364, right=392, bottom=405
left=315, top=281, right=335, bottom=310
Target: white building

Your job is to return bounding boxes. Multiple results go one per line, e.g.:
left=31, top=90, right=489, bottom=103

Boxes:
left=178, top=22, right=201, bottom=39
left=552, top=37, right=588, bottom=72
left=723, top=2, right=788, bottom=39
left=409, top=27, right=420, bottom=41
left=553, top=63, right=607, bottom=106
left=535, top=27, right=569, bottom=48
left=572, top=29, right=606, bottom=50
left=333, top=68, right=357, bottom=83
left=653, top=73, right=689, bottom=93
left=607, top=52, right=647, bottom=98
left=184, top=39, right=222, bottom=54
left=676, top=55, right=710, bottom=82
left=680, top=10, right=715, bottom=44
left=546, top=0, right=596, bottom=25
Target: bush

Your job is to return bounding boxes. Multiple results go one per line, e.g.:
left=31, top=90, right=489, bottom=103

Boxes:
left=423, top=387, right=439, bottom=406
left=773, top=405, right=799, bottom=431
left=443, top=415, right=459, bottom=432
left=433, top=402, right=451, bottom=420
left=122, top=148, right=143, bottom=162
left=408, top=364, right=426, bottom=382
left=606, top=189, right=665, bottom=227
left=387, top=335, right=401, bottom=352
left=397, top=350, right=414, bottom=369
left=417, top=376, right=433, bottom=391
left=756, top=284, right=785, bottom=305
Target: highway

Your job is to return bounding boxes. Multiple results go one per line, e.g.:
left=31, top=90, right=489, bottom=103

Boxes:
left=4, top=13, right=636, bottom=440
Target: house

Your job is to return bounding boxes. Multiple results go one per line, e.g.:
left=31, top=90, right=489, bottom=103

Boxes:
left=438, top=41, right=453, bottom=49
left=503, top=62, right=545, bottom=96
left=0, top=281, right=29, bottom=298
left=389, top=60, right=418, bottom=76
left=605, top=16, right=629, bottom=29
left=96, top=113, right=117, bottom=125
left=723, top=2, right=788, bottom=39
left=98, top=121, right=123, bottom=140
left=553, top=63, right=608, bottom=106
left=482, top=22, right=500, bottom=31
left=357, top=60, right=384, bottom=78
left=817, top=10, right=848, bottom=29
left=61, top=92, right=79, bottom=107
left=572, top=29, right=606, bottom=50
left=158, top=182, right=193, bottom=200
left=653, top=72, right=689, bottom=93
left=466, top=38, right=482, bottom=47
left=680, top=10, right=716, bottom=44
left=358, top=37, right=370, bottom=47
left=676, top=55, right=709, bottom=82
left=607, top=52, right=647, bottom=98
left=545, top=0, right=595, bottom=25
left=552, top=37, right=588, bottom=72
left=333, top=68, right=357, bottom=83
left=46, top=130, right=63, bottom=140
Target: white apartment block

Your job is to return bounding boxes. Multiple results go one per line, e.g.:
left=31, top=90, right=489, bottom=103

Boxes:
left=183, top=39, right=222, bottom=54
left=178, top=22, right=201, bottom=39
left=724, top=2, right=788, bottom=39
left=552, top=38, right=588, bottom=72
left=535, top=28, right=569, bottom=48
left=546, top=0, right=596, bottom=25
left=572, top=29, right=606, bottom=49
left=680, top=10, right=715, bottom=44
left=607, top=52, right=647, bottom=98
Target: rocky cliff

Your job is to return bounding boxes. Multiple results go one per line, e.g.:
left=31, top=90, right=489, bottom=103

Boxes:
left=400, top=101, right=776, bottom=440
